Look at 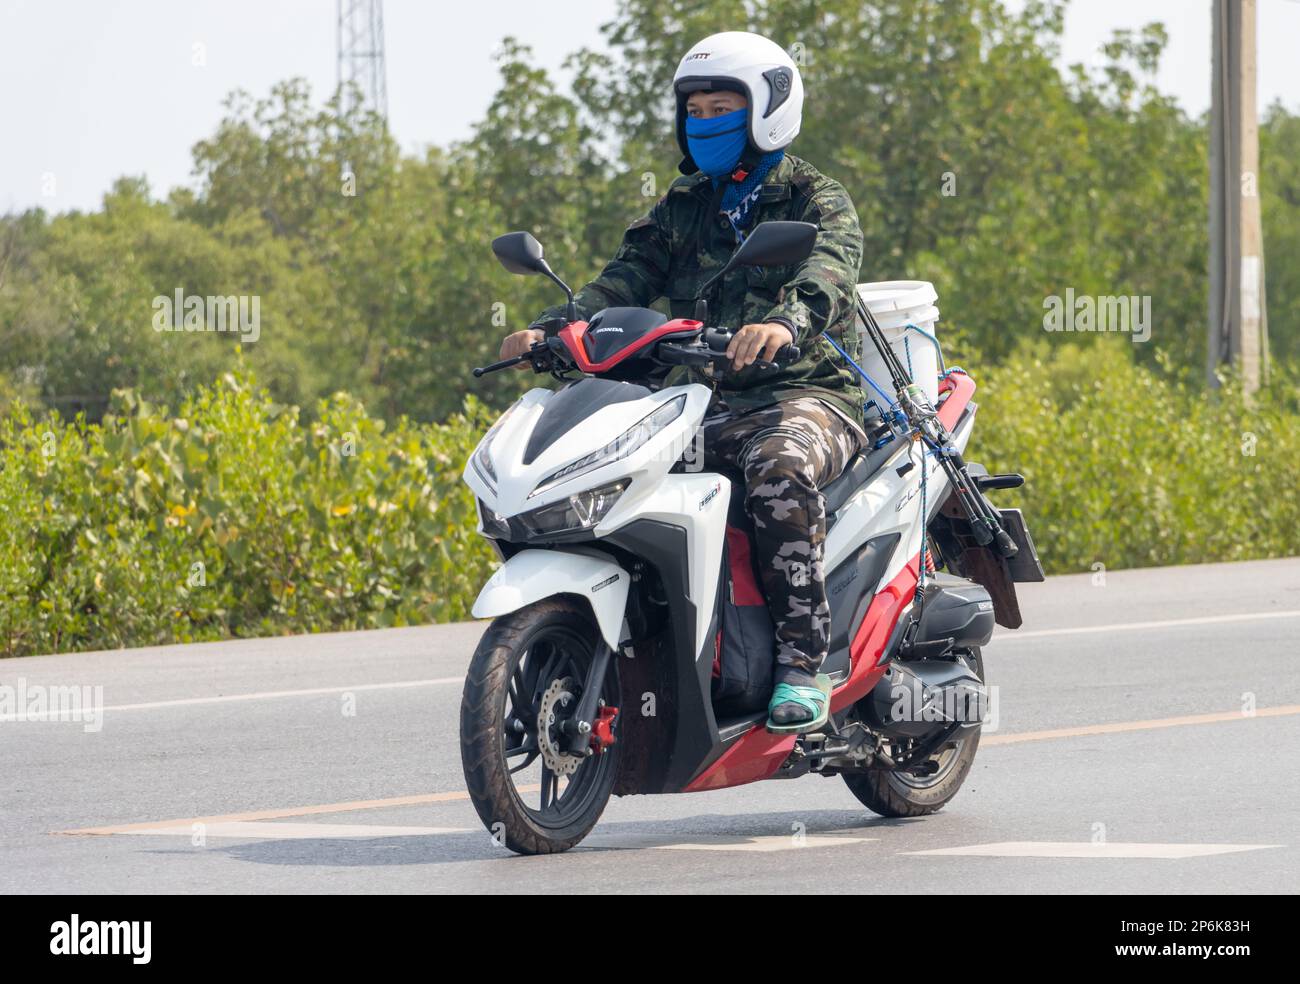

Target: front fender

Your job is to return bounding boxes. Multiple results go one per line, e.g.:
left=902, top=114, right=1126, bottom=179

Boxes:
left=471, top=549, right=630, bottom=649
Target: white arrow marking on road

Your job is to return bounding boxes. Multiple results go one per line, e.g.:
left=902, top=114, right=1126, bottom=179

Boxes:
left=586, top=833, right=876, bottom=852
left=903, top=842, right=1282, bottom=859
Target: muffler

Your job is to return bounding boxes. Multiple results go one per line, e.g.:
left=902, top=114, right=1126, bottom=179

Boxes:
left=861, top=659, right=986, bottom=738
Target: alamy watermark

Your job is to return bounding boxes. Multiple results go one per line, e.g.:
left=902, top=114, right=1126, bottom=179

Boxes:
left=1043, top=288, right=1150, bottom=343
left=50, top=914, right=150, bottom=964
left=152, top=289, right=261, bottom=343
left=885, top=680, right=999, bottom=731
left=0, top=678, right=104, bottom=732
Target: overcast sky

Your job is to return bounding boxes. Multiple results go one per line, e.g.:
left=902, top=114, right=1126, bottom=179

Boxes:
left=3, top=0, right=1298, bottom=215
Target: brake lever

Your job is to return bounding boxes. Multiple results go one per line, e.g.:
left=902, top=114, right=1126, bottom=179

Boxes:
left=472, top=341, right=555, bottom=377
left=472, top=354, right=527, bottom=377
left=657, top=342, right=715, bottom=367
left=702, top=328, right=800, bottom=369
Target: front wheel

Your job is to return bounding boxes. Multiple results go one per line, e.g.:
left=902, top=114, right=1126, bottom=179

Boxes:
left=460, top=597, right=620, bottom=855
left=842, top=647, right=984, bottom=818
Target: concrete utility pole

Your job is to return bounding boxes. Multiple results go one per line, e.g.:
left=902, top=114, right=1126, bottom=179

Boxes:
left=1208, top=0, right=1268, bottom=396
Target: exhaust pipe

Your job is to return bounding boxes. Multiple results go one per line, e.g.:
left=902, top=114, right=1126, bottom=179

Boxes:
left=861, top=659, right=986, bottom=739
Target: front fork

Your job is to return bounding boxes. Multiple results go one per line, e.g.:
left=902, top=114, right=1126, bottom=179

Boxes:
left=560, top=640, right=616, bottom=755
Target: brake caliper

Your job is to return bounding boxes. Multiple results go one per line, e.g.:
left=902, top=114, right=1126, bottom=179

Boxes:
left=590, top=706, right=619, bottom=753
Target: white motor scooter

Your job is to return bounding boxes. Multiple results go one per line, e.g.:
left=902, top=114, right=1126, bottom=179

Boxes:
left=460, top=221, right=1042, bottom=855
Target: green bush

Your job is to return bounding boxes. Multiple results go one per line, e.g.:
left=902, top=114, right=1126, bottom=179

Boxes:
left=969, top=342, right=1300, bottom=573
left=5, top=351, right=1300, bottom=658
left=0, top=371, right=498, bottom=658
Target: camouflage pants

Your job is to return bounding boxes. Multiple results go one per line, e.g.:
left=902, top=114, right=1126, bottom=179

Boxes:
left=702, top=397, right=865, bottom=676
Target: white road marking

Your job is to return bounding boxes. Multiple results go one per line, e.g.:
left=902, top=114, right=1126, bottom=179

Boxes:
left=101, top=818, right=871, bottom=850
left=118, top=821, right=470, bottom=840
left=993, top=609, right=1300, bottom=642
left=586, top=833, right=875, bottom=853
left=57, top=786, right=525, bottom=836
left=904, top=841, right=1282, bottom=859
left=982, top=704, right=1300, bottom=745
left=2, top=676, right=465, bottom=721
left=15, top=610, right=1300, bottom=720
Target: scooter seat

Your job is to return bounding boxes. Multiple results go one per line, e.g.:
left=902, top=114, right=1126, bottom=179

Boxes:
left=822, top=432, right=906, bottom=517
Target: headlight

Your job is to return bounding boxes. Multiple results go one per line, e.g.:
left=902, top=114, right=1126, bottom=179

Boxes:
left=471, top=401, right=520, bottom=490
left=529, top=395, right=686, bottom=498
left=480, top=482, right=628, bottom=542
left=517, top=481, right=628, bottom=537
left=478, top=500, right=511, bottom=540
left=472, top=443, right=496, bottom=487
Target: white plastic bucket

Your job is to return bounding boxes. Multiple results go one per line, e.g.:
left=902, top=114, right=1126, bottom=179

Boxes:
left=853, top=280, right=941, bottom=408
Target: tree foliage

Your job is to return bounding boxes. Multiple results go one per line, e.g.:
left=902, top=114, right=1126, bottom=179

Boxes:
left=0, top=370, right=496, bottom=658
left=4, top=1, right=1300, bottom=655
left=4, top=0, right=1297, bottom=418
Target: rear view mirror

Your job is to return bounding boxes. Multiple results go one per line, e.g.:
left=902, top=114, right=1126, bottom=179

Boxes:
left=731, top=221, right=817, bottom=268
left=491, top=232, right=547, bottom=276
left=491, top=230, right=578, bottom=320
left=695, top=221, right=818, bottom=301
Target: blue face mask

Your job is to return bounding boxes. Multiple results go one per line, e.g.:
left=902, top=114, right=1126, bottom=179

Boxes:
left=684, top=107, right=749, bottom=178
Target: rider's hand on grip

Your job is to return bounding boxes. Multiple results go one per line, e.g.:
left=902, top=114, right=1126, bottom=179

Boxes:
left=700, top=327, right=797, bottom=369
left=771, top=342, right=800, bottom=365
left=500, top=328, right=545, bottom=368
left=725, top=322, right=796, bottom=371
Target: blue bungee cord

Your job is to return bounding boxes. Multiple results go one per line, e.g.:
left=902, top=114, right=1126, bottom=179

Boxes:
left=905, top=336, right=930, bottom=601
left=903, top=322, right=946, bottom=373
left=821, top=331, right=899, bottom=419
left=825, top=318, right=952, bottom=601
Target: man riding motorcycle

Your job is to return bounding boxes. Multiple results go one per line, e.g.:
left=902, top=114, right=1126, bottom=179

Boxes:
left=498, top=31, right=866, bottom=730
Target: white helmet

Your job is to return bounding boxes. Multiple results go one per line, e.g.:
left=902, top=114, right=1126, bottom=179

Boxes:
left=672, top=31, right=804, bottom=168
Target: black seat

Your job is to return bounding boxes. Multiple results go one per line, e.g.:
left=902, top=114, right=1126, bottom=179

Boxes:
left=822, top=432, right=907, bottom=516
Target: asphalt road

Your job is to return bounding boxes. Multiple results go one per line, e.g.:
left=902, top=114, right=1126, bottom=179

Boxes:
left=3, top=557, right=1299, bottom=894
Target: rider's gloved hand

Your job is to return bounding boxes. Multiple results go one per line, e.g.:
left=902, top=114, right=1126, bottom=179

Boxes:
left=726, top=321, right=795, bottom=370
left=499, top=329, right=545, bottom=369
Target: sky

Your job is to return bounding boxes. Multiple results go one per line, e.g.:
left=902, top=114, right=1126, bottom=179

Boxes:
left=3, top=0, right=1299, bottom=215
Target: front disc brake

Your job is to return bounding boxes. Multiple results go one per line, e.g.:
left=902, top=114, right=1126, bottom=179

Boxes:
left=536, top=677, right=584, bottom=776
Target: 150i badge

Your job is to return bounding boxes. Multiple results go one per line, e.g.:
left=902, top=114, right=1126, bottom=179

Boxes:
left=698, top=482, right=722, bottom=511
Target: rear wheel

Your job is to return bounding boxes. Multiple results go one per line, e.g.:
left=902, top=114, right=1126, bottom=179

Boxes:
left=460, top=597, right=620, bottom=855
left=842, top=647, right=984, bottom=818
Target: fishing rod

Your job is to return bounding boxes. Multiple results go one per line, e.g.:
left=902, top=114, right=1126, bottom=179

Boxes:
left=854, top=295, right=1019, bottom=561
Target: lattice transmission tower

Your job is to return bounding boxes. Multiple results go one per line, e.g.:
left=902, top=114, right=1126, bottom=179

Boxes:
left=336, top=0, right=388, bottom=119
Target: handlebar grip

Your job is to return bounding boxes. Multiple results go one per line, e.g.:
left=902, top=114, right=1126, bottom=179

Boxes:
left=703, top=327, right=732, bottom=352
left=691, top=329, right=799, bottom=370
left=703, top=329, right=798, bottom=363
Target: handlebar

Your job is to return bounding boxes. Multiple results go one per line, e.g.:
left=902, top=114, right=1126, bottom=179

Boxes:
left=472, top=353, right=528, bottom=377
left=471, top=326, right=801, bottom=378
left=689, top=327, right=801, bottom=368
left=472, top=339, right=557, bottom=378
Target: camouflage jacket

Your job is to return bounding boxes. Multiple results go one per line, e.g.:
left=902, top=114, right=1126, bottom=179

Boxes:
left=537, top=154, right=866, bottom=425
